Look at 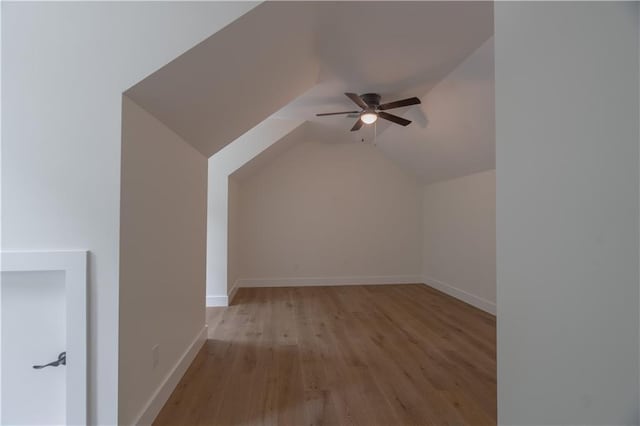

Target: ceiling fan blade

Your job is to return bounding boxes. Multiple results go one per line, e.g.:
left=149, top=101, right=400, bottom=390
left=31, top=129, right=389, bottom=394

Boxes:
left=316, top=111, right=360, bottom=117
left=350, top=119, right=364, bottom=131
left=378, top=97, right=421, bottom=111
left=345, top=92, right=369, bottom=110
left=378, top=111, right=411, bottom=126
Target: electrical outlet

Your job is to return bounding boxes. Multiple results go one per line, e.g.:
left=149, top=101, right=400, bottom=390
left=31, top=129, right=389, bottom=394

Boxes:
left=152, top=344, right=159, bottom=370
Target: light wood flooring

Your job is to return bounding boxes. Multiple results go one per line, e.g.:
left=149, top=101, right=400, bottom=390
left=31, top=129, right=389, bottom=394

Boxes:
left=154, top=284, right=496, bottom=425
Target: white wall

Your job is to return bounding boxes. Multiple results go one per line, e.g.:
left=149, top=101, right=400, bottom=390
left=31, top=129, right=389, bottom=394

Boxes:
left=207, top=119, right=304, bottom=305
left=235, top=139, right=423, bottom=285
left=1, top=3, right=256, bottom=423
left=119, top=97, right=208, bottom=425
left=495, top=2, right=639, bottom=424
left=227, top=178, right=241, bottom=301
left=422, top=169, right=495, bottom=314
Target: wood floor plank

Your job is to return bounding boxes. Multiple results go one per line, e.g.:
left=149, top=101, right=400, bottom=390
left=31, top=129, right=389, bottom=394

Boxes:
left=293, top=288, right=342, bottom=426
left=319, top=287, right=402, bottom=426
left=366, top=286, right=497, bottom=419
left=153, top=284, right=496, bottom=426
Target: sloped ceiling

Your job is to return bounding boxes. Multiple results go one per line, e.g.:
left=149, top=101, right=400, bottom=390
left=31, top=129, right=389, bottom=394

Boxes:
left=128, top=1, right=494, bottom=183
left=231, top=122, right=312, bottom=182
left=126, top=2, right=320, bottom=157
left=276, top=2, right=495, bottom=183
left=376, top=38, right=495, bottom=183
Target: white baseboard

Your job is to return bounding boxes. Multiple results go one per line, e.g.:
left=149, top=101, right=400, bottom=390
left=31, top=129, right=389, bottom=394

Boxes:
left=422, top=276, right=496, bottom=315
left=206, top=295, right=228, bottom=307
left=206, top=281, right=241, bottom=307
left=237, top=275, right=423, bottom=288
left=209, top=276, right=495, bottom=316
left=133, top=325, right=207, bottom=426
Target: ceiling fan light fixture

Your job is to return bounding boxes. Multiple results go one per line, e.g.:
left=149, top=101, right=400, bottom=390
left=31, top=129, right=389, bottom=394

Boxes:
left=315, top=93, right=420, bottom=131
left=361, top=111, right=378, bottom=124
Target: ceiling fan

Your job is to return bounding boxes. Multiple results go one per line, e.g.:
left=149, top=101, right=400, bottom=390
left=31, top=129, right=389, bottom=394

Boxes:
left=316, top=92, right=421, bottom=131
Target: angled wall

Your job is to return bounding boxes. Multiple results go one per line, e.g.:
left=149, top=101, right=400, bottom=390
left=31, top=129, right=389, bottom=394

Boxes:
left=119, top=97, right=207, bottom=425
left=207, top=119, right=305, bottom=305
left=1, top=2, right=256, bottom=423
left=496, top=2, right=639, bottom=423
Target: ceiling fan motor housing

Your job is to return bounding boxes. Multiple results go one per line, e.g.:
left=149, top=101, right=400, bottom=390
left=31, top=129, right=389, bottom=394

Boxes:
left=361, top=93, right=381, bottom=108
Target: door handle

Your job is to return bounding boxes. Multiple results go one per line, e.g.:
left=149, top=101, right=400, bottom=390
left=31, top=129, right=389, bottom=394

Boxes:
left=33, top=352, right=66, bottom=369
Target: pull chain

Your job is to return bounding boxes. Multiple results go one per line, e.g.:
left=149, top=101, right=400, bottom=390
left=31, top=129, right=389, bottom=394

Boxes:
left=374, top=119, right=377, bottom=146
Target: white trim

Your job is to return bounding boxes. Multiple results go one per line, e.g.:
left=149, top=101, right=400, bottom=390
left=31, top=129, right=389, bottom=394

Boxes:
left=205, top=281, right=241, bottom=307
left=228, top=280, right=240, bottom=305
left=132, top=325, right=207, bottom=426
left=206, top=295, right=228, bottom=307
left=1, top=250, right=88, bottom=425
left=422, top=276, right=496, bottom=315
left=237, top=275, right=423, bottom=288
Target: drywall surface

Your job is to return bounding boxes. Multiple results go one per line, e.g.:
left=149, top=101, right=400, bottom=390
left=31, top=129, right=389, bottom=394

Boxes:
left=126, top=2, right=320, bottom=157
left=422, top=169, right=495, bottom=314
left=1, top=2, right=256, bottom=423
left=119, top=97, right=207, bottom=425
left=228, top=178, right=241, bottom=300
left=236, top=139, right=422, bottom=284
left=495, top=2, right=639, bottom=424
left=207, top=119, right=304, bottom=304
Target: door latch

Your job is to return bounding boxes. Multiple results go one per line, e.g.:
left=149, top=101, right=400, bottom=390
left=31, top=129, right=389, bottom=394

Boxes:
left=33, top=352, right=66, bottom=369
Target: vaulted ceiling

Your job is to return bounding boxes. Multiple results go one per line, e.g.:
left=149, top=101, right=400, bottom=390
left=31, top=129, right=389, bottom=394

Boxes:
left=127, top=1, right=494, bottom=184
left=376, top=38, right=495, bottom=183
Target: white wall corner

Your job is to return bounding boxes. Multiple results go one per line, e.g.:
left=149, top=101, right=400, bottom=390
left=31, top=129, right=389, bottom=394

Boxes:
left=132, top=325, right=207, bottom=426
left=422, top=276, right=496, bottom=315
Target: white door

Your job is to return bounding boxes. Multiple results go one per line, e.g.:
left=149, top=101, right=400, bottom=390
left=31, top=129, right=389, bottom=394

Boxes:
left=1, top=270, right=67, bottom=425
